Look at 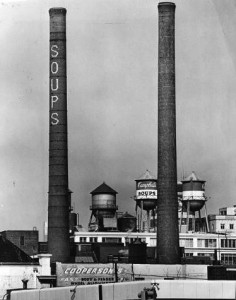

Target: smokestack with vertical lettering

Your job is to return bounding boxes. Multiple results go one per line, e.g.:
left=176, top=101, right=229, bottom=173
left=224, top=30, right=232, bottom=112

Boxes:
left=48, top=7, right=70, bottom=263
left=156, top=2, right=180, bottom=264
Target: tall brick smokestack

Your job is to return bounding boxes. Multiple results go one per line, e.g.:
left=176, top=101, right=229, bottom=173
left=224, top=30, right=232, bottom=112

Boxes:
left=48, top=7, right=70, bottom=263
left=156, top=2, right=180, bottom=264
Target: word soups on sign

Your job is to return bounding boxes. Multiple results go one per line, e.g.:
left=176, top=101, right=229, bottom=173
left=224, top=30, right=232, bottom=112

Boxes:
left=50, top=44, right=61, bottom=126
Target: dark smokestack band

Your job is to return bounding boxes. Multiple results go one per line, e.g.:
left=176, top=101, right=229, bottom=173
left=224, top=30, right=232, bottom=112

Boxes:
left=156, top=2, right=180, bottom=264
left=48, top=7, right=70, bottom=263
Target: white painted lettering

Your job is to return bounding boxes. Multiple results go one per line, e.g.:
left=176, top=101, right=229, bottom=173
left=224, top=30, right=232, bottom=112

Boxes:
left=51, top=113, right=59, bottom=125
left=103, top=268, right=109, bottom=274
left=51, top=45, right=59, bottom=57
left=81, top=268, right=88, bottom=274
left=70, top=268, right=76, bottom=274
left=51, top=61, right=59, bottom=74
left=51, top=78, right=59, bottom=91
left=51, top=95, right=59, bottom=109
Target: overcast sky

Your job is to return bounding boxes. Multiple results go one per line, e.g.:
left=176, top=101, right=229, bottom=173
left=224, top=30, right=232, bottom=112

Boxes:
left=1, top=0, right=236, bottom=239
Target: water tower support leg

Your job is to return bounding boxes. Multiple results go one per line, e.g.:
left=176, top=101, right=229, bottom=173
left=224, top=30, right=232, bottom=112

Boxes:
left=179, top=206, right=183, bottom=233
left=88, top=212, right=93, bottom=229
left=152, top=209, right=156, bottom=232
left=198, top=210, right=202, bottom=231
left=186, top=201, right=190, bottom=232
left=135, top=203, right=139, bottom=232
left=141, top=201, right=143, bottom=232
left=192, top=212, right=195, bottom=232
left=147, top=210, right=150, bottom=232
left=204, top=203, right=209, bottom=232
left=137, top=212, right=140, bottom=232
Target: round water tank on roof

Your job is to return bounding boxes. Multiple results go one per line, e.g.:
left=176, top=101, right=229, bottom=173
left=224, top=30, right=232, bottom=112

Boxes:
left=90, top=182, right=118, bottom=218
left=182, top=171, right=206, bottom=212
left=135, top=170, right=157, bottom=211
left=117, top=212, right=136, bottom=232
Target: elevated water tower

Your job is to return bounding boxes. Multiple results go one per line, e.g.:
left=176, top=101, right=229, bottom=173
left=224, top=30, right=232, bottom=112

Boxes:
left=134, top=170, right=157, bottom=232
left=180, top=171, right=209, bottom=232
left=88, top=182, right=118, bottom=231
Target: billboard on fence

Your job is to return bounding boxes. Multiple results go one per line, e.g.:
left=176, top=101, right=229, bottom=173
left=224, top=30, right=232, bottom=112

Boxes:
left=56, top=263, right=132, bottom=286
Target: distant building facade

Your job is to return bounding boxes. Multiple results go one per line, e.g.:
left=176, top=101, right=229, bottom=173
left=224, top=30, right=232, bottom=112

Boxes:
left=73, top=230, right=236, bottom=265
left=208, top=206, right=236, bottom=234
left=1, top=230, right=39, bottom=257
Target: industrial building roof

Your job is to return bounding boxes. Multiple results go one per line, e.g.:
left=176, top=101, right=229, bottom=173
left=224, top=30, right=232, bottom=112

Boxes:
left=90, top=182, right=118, bottom=195
left=0, top=235, right=35, bottom=263
left=136, top=170, right=156, bottom=181
left=182, top=171, right=205, bottom=182
left=119, top=212, right=136, bottom=219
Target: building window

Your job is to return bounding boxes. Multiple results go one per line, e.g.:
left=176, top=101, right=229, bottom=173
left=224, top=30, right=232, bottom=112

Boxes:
left=197, top=239, right=204, bottom=248
left=150, top=238, right=156, bottom=247
left=179, top=239, right=185, bottom=247
left=183, top=239, right=193, bottom=248
left=89, top=237, right=97, bottom=243
left=20, top=236, right=25, bottom=246
left=205, top=239, right=216, bottom=248
left=220, top=224, right=225, bottom=230
left=80, top=237, right=86, bottom=242
left=230, top=224, right=234, bottom=230
left=221, top=253, right=236, bottom=265
left=197, top=239, right=216, bottom=248
left=221, top=239, right=225, bottom=248
left=221, top=239, right=236, bottom=248
left=102, top=238, right=121, bottom=243
left=185, top=253, right=193, bottom=257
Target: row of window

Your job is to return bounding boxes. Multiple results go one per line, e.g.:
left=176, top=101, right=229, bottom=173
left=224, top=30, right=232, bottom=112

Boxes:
left=197, top=253, right=214, bottom=259
left=79, top=237, right=97, bottom=243
left=221, top=239, right=236, bottom=248
left=220, top=223, right=234, bottom=230
left=78, top=237, right=148, bottom=244
left=221, top=253, right=236, bottom=265
left=180, top=239, right=217, bottom=248
left=197, top=239, right=216, bottom=248
left=79, top=237, right=122, bottom=243
left=184, top=253, right=236, bottom=265
left=78, top=237, right=236, bottom=249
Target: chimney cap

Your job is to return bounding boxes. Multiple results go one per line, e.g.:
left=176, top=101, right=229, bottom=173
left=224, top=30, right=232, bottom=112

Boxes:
left=158, top=2, right=176, bottom=8
left=49, top=7, right=67, bottom=16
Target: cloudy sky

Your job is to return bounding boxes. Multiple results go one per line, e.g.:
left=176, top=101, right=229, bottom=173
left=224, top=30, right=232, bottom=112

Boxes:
left=1, top=0, right=236, bottom=239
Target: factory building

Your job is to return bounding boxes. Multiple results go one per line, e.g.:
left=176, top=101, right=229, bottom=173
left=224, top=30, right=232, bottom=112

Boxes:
left=208, top=206, right=236, bottom=234
left=0, top=235, right=52, bottom=298
left=71, top=171, right=236, bottom=267
left=73, top=230, right=236, bottom=266
left=1, top=230, right=39, bottom=257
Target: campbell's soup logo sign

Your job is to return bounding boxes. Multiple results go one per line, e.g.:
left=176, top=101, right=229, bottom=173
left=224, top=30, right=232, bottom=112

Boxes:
left=56, top=263, right=131, bottom=286
left=136, top=181, right=157, bottom=190
left=50, top=44, right=60, bottom=125
left=136, top=180, right=157, bottom=200
left=136, top=190, right=157, bottom=199
left=50, top=36, right=66, bottom=126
